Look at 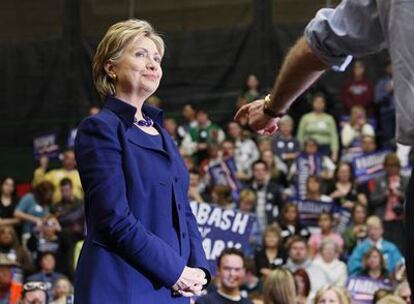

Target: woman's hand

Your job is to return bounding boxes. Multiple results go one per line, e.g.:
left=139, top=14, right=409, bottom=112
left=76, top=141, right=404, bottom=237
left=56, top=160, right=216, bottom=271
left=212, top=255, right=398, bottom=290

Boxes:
left=234, top=99, right=280, bottom=136
left=172, top=267, right=207, bottom=297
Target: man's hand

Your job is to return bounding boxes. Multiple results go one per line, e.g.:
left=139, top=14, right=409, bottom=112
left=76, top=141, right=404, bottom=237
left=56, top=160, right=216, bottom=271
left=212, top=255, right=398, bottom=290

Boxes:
left=172, top=267, right=207, bottom=297
left=234, top=99, right=280, bottom=136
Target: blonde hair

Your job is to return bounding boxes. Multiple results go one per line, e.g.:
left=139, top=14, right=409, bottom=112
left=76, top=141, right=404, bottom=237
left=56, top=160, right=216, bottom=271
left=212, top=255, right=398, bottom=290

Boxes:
left=314, top=285, right=351, bottom=304
left=263, top=268, right=296, bottom=304
left=238, top=189, right=256, bottom=204
left=93, top=19, right=164, bottom=98
left=262, top=223, right=282, bottom=248
left=366, top=215, right=383, bottom=229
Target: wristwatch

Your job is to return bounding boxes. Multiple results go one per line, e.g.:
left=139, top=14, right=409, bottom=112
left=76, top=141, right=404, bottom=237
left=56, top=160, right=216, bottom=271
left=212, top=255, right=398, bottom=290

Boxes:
left=263, top=94, right=286, bottom=118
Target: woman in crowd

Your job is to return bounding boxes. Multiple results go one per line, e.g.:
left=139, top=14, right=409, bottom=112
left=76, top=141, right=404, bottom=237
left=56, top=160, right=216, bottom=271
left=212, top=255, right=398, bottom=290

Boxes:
left=313, top=239, right=348, bottom=286
left=0, top=225, right=33, bottom=274
left=293, top=269, right=311, bottom=304
left=0, top=177, right=19, bottom=227
left=14, top=181, right=54, bottom=244
left=342, top=204, right=368, bottom=256
left=279, top=202, right=310, bottom=244
left=296, top=93, right=339, bottom=161
left=50, top=277, right=73, bottom=304
left=308, top=212, right=344, bottom=258
left=263, top=267, right=296, bottom=304
left=328, top=162, right=361, bottom=210
left=260, top=149, right=287, bottom=187
left=241, top=74, right=261, bottom=103
left=74, top=19, right=209, bottom=303
left=357, top=247, right=390, bottom=283
left=313, top=285, right=351, bottom=304
left=341, top=105, right=375, bottom=150
left=305, top=176, right=333, bottom=203
left=254, top=224, right=286, bottom=278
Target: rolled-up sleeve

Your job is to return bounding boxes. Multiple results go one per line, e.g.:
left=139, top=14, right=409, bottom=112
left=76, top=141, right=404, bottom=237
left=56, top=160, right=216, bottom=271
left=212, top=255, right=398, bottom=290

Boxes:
left=305, top=0, right=386, bottom=71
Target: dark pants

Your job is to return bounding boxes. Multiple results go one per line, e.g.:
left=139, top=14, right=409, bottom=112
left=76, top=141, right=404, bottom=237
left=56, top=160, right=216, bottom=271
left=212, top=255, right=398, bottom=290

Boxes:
left=404, top=168, right=414, bottom=302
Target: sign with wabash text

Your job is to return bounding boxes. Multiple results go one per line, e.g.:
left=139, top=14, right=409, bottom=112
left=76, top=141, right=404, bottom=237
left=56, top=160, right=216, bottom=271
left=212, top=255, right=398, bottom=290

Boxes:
left=190, top=201, right=255, bottom=274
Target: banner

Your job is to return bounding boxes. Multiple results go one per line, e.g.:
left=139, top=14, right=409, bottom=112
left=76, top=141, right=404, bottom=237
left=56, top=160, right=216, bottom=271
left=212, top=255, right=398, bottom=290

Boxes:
left=190, top=201, right=255, bottom=273
left=295, top=153, right=322, bottom=199
left=352, top=150, right=391, bottom=183
left=346, top=276, right=392, bottom=304
left=291, top=199, right=333, bottom=228
left=33, top=133, right=60, bottom=160
left=67, top=128, right=78, bottom=149
left=208, top=157, right=242, bottom=200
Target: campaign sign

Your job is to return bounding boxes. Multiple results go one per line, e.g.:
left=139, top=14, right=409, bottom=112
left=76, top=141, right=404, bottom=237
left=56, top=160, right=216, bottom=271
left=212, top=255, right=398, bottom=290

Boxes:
left=334, top=207, right=352, bottom=234
left=346, top=276, right=392, bottom=304
left=67, top=128, right=78, bottom=149
left=33, top=133, right=60, bottom=160
left=352, top=150, right=391, bottom=183
left=190, top=201, right=255, bottom=274
left=208, top=157, right=242, bottom=200
left=291, top=199, right=333, bottom=227
left=295, top=153, right=322, bottom=199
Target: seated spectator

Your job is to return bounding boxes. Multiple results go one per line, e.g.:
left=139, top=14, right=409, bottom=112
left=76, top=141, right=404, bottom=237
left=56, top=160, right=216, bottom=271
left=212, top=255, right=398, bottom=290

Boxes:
left=21, top=281, right=48, bottom=304
left=0, top=177, right=19, bottom=227
left=32, top=155, right=49, bottom=188
left=395, top=280, right=411, bottom=304
left=313, top=285, right=351, bottom=304
left=293, top=269, right=311, bottom=304
left=271, top=115, right=300, bottom=172
left=44, top=149, right=83, bottom=204
left=52, top=178, right=85, bottom=242
left=196, top=248, right=253, bottom=304
left=0, top=255, right=23, bottom=304
left=340, top=60, right=374, bottom=114
left=341, top=105, right=375, bottom=151
left=284, top=236, right=328, bottom=300
left=288, top=139, right=336, bottom=196
left=26, top=252, right=65, bottom=299
left=313, top=239, right=347, bottom=286
left=342, top=204, right=368, bottom=256
left=376, top=295, right=406, bottom=304
left=211, top=185, right=235, bottom=210
left=50, top=277, right=73, bottom=304
left=279, top=202, right=311, bottom=244
left=238, top=189, right=261, bottom=257
left=305, top=176, right=333, bottom=203
left=348, top=216, right=403, bottom=275
left=163, top=117, right=182, bottom=146
left=181, top=109, right=225, bottom=164
left=373, top=289, right=394, bottom=303
left=296, top=93, right=339, bottom=161
left=370, top=153, right=408, bottom=252
left=260, top=149, right=287, bottom=187
left=263, top=267, right=296, bottom=304
left=240, top=258, right=263, bottom=298
left=188, top=171, right=205, bottom=203
left=227, top=121, right=260, bottom=179
left=241, top=74, right=261, bottom=103
left=247, top=160, right=284, bottom=231
left=308, top=212, right=344, bottom=258
left=357, top=247, right=390, bottom=283
left=14, top=181, right=54, bottom=244
left=254, top=224, right=286, bottom=279
left=328, top=162, right=362, bottom=210
left=0, top=225, right=33, bottom=274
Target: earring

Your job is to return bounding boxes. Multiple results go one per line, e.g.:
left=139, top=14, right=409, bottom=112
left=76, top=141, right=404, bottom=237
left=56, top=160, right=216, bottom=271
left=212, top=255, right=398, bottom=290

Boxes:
left=110, top=74, right=116, bottom=79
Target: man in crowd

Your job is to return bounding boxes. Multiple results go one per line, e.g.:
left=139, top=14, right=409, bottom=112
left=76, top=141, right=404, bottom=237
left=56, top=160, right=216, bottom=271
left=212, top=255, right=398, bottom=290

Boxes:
left=196, top=248, right=252, bottom=304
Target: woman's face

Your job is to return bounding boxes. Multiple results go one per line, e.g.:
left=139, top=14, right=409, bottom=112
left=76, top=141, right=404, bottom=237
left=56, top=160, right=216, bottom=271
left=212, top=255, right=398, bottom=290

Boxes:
left=246, top=75, right=259, bottom=90
left=321, top=243, right=337, bottom=262
left=318, top=214, right=332, bottom=232
left=366, top=251, right=382, bottom=270
left=110, top=36, right=162, bottom=98
left=284, top=206, right=297, bottom=223
left=1, top=178, right=14, bottom=196
left=353, top=206, right=366, bottom=224
left=54, top=279, right=71, bottom=298
left=317, top=289, right=341, bottom=304
left=264, top=232, right=279, bottom=248
left=0, top=228, right=13, bottom=246
left=312, top=97, right=326, bottom=113
left=307, top=178, right=320, bottom=194
left=239, top=199, right=254, bottom=213
left=294, top=275, right=306, bottom=295
left=337, top=164, right=351, bottom=182
left=261, top=151, right=274, bottom=167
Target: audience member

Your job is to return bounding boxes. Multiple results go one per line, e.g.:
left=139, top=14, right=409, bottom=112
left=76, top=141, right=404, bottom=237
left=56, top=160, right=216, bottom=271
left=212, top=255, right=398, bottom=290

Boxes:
left=240, top=259, right=263, bottom=298
left=260, top=149, right=287, bottom=187
left=50, top=277, right=73, bottom=304
left=21, top=281, right=48, bottom=304
left=0, top=255, right=23, bottom=304
left=241, top=74, right=261, bottom=103
left=0, top=177, right=19, bottom=226
left=305, top=175, right=333, bottom=203
left=348, top=216, right=403, bottom=275
left=313, top=285, right=351, bottom=304
left=279, top=202, right=311, bottom=244
left=357, top=247, right=390, bottom=283
left=340, top=60, right=374, bottom=114
left=32, top=156, right=49, bottom=188
left=328, top=162, right=361, bottom=209
left=262, top=267, right=296, bottom=304
left=196, top=248, right=253, bottom=304
left=395, top=280, right=411, bottom=304
left=254, top=224, right=286, bottom=278
left=342, top=204, right=368, bottom=256
left=297, top=93, right=339, bottom=161
left=293, top=269, right=311, bottom=304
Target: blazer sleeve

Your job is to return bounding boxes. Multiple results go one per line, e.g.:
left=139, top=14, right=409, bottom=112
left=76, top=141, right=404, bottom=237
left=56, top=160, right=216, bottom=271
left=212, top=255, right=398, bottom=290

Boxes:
left=75, top=116, right=186, bottom=288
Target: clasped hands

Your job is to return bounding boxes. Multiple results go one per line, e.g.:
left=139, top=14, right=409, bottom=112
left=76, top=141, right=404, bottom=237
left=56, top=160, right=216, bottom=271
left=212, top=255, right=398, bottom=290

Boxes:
left=172, top=266, right=207, bottom=297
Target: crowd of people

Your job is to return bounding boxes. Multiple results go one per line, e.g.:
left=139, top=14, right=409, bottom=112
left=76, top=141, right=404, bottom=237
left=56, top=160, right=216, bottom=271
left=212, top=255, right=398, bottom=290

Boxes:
left=0, top=59, right=410, bottom=304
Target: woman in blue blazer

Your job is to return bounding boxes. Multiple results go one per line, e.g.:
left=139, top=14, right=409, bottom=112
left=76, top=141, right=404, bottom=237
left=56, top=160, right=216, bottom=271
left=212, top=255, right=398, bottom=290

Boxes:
left=74, top=19, right=210, bottom=303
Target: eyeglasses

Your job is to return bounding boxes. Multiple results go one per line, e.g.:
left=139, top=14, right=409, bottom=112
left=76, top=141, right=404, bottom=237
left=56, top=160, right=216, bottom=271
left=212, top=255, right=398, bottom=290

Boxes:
left=23, top=281, right=48, bottom=292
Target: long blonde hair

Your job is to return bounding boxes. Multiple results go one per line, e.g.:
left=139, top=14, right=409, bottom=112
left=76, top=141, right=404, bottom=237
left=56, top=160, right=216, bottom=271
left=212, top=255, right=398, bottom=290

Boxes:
left=263, top=268, right=296, bottom=304
left=313, top=285, right=351, bottom=304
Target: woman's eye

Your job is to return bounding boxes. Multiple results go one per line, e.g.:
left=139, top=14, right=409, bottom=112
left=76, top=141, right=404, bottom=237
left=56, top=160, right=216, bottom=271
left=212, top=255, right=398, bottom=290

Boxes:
left=154, top=57, right=161, bottom=63
left=135, top=52, right=145, bottom=57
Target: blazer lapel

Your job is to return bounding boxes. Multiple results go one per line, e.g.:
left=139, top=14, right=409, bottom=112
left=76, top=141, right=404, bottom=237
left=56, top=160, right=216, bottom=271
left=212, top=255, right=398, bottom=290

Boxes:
left=127, top=127, right=169, bottom=158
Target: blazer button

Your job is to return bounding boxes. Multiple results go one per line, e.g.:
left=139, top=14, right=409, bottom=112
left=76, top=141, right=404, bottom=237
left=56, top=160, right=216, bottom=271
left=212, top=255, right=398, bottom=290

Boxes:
left=182, top=232, right=186, bottom=238
left=178, top=204, right=181, bottom=210
left=175, top=176, right=179, bottom=182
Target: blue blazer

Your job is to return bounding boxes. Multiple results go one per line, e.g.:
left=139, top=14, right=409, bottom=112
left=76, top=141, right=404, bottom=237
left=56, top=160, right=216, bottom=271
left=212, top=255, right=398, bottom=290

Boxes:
left=74, top=96, right=210, bottom=303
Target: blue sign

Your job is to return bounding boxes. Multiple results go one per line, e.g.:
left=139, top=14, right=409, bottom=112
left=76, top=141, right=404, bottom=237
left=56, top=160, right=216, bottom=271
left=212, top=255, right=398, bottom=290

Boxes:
left=346, top=276, right=392, bottom=304
left=352, top=150, right=391, bottom=183
left=33, top=133, right=60, bottom=160
left=291, top=199, right=333, bottom=227
left=190, top=201, right=255, bottom=274
left=208, top=157, right=242, bottom=201
left=295, top=153, right=323, bottom=199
